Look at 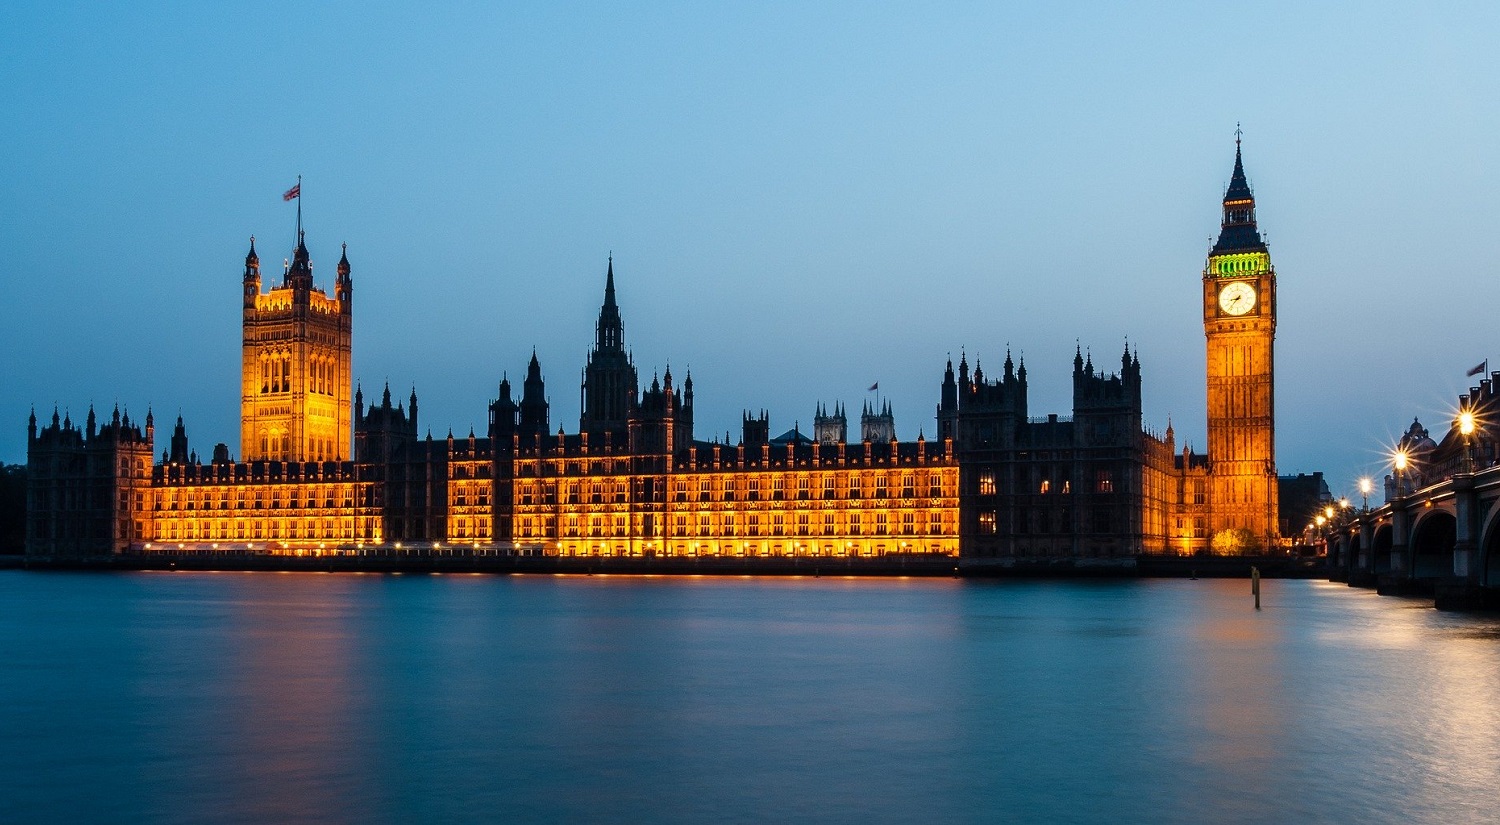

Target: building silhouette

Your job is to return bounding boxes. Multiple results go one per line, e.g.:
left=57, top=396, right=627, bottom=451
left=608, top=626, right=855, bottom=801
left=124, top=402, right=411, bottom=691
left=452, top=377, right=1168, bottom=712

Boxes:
left=26, top=142, right=1283, bottom=559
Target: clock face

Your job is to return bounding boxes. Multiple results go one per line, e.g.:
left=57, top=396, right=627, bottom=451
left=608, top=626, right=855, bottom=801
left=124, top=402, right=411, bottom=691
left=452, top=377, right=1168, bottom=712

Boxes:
left=1218, top=281, right=1256, bottom=316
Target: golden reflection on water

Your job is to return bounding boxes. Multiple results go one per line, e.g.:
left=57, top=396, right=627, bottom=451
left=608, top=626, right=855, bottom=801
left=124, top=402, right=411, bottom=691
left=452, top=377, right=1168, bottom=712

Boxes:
left=1187, top=585, right=1285, bottom=779
left=220, top=576, right=370, bottom=823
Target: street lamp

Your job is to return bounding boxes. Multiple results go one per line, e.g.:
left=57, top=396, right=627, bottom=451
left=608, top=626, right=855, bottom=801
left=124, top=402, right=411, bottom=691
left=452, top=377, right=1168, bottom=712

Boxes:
left=1359, top=477, right=1372, bottom=510
left=1458, top=408, right=1477, bottom=473
left=1393, top=449, right=1409, bottom=497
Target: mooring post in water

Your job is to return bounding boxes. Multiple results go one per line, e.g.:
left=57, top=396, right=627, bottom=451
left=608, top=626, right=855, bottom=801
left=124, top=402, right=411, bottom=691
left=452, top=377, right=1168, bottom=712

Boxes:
left=1251, top=566, right=1261, bottom=610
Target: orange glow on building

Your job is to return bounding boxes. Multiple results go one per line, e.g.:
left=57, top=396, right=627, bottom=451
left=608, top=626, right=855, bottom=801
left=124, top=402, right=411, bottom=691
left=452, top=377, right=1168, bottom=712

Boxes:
left=240, top=235, right=352, bottom=464
left=507, top=438, right=959, bottom=558
left=26, top=144, right=1290, bottom=561
left=150, top=460, right=380, bottom=550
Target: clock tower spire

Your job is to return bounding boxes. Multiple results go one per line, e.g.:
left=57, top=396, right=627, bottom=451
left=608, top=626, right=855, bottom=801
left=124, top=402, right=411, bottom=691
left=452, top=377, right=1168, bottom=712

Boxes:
left=1202, top=131, right=1278, bottom=552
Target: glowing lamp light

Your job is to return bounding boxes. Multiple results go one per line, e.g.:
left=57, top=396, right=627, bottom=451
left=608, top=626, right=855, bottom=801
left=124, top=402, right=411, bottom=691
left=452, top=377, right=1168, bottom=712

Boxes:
left=1394, top=451, right=1409, bottom=472
left=1315, top=515, right=1327, bottom=527
left=1339, top=497, right=1350, bottom=509
left=1359, top=478, right=1373, bottom=496
left=1459, top=410, right=1477, bottom=436
left=1324, top=505, right=1335, bottom=519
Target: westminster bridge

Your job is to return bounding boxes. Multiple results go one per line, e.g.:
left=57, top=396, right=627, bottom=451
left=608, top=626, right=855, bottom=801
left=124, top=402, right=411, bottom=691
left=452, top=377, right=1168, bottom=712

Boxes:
left=1326, top=462, right=1500, bottom=609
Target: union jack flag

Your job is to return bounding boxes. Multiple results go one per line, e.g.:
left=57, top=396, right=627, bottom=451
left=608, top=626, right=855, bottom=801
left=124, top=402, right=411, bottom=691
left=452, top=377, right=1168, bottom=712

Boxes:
left=282, top=183, right=301, bottom=201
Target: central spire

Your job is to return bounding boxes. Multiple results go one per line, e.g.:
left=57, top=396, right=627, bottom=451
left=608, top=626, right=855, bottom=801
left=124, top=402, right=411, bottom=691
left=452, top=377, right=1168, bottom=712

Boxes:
left=1224, top=133, right=1253, bottom=204
left=603, top=253, right=617, bottom=310
left=1212, top=129, right=1267, bottom=254
left=581, top=254, right=638, bottom=440
left=285, top=229, right=313, bottom=289
left=595, top=255, right=623, bottom=352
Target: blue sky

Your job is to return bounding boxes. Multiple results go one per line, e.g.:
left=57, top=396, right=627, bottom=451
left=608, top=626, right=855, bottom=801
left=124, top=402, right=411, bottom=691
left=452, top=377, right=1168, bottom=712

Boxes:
left=2, top=1, right=1497, bottom=498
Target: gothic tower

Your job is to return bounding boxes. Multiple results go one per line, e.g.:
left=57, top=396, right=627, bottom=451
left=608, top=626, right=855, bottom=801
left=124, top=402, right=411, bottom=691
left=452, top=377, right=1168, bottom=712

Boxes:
left=1202, top=135, right=1278, bottom=550
left=241, top=233, right=353, bottom=462
left=814, top=401, right=848, bottom=445
left=860, top=399, right=896, bottom=443
left=519, top=350, right=550, bottom=439
left=580, top=256, right=638, bottom=444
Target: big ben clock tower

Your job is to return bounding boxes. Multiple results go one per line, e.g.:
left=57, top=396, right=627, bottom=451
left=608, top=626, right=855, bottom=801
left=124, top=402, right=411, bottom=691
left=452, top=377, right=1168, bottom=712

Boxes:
left=1203, top=133, right=1279, bottom=551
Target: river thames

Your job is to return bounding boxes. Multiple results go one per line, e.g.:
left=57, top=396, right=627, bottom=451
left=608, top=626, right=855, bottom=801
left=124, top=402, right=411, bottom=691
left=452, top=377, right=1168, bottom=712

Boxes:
left=1, top=571, right=1497, bottom=824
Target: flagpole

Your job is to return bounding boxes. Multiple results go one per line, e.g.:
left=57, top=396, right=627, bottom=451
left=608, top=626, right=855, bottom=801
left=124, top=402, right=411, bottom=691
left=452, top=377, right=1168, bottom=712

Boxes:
left=296, top=174, right=302, bottom=241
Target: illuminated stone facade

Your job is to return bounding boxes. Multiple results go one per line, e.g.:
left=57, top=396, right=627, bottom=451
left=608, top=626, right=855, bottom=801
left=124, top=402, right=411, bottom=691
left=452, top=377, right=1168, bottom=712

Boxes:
left=1200, top=140, right=1280, bottom=552
left=24, top=142, right=1282, bottom=559
left=503, top=410, right=959, bottom=559
left=149, top=460, right=379, bottom=550
left=241, top=234, right=352, bottom=463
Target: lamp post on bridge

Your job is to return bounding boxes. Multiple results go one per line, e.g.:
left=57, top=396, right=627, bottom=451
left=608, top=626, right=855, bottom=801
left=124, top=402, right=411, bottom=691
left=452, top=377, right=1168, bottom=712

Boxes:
left=1359, top=477, right=1372, bottom=512
left=1458, top=409, right=1477, bottom=475
left=1381, top=449, right=1415, bottom=578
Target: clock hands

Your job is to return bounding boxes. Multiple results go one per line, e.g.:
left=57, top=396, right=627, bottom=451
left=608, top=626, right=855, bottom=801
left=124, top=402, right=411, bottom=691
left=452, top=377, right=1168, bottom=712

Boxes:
left=1220, top=283, right=1254, bottom=315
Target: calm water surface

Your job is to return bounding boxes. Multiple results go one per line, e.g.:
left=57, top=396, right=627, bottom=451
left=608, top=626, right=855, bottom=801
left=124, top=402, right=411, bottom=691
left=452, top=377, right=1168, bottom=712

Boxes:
left=1, top=571, right=1497, bottom=824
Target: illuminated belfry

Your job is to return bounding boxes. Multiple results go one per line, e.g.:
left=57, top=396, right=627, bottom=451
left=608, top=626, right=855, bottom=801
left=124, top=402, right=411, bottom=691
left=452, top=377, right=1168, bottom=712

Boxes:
left=580, top=256, right=638, bottom=446
left=1201, top=134, right=1279, bottom=549
left=240, top=233, right=353, bottom=462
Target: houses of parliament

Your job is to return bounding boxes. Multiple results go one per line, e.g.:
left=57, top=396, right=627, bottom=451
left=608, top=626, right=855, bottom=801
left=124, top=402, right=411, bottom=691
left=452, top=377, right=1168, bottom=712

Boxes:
left=25, top=144, right=1283, bottom=559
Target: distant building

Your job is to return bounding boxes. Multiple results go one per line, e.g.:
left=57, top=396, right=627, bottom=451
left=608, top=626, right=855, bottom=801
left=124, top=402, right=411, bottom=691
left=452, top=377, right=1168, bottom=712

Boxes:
left=25, top=406, right=153, bottom=554
left=26, top=141, right=1295, bottom=558
left=1278, top=472, right=1332, bottom=539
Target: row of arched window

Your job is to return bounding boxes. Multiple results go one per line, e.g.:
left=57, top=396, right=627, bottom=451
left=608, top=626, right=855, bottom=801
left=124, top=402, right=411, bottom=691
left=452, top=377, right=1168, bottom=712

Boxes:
left=259, top=352, right=341, bottom=396
left=257, top=430, right=341, bottom=462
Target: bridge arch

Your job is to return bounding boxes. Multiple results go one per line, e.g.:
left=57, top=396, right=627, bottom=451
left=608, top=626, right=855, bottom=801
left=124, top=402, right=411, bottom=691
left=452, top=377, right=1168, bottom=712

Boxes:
left=1347, top=530, right=1365, bottom=572
left=1479, top=500, right=1500, bottom=588
left=1330, top=533, right=1351, bottom=569
left=1411, top=509, right=1457, bottom=579
left=1371, top=523, right=1393, bottom=574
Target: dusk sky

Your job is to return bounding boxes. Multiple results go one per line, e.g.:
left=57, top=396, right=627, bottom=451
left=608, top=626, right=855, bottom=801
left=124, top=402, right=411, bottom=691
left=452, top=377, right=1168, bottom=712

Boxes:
left=3, top=2, right=1497, bottom=499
